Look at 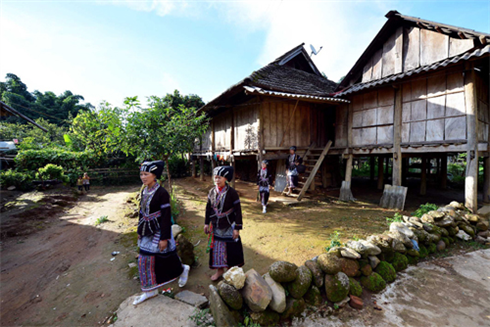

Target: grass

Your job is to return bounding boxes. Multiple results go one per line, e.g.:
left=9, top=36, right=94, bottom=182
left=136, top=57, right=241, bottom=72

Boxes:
left=94, top=215, right=109, bottom=226
left=386, top=212, right=404, bottom=226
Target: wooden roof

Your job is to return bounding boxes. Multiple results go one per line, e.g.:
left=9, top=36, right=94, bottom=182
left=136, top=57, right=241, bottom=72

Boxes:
left=337, top=10, right=490, bottom=91
left=200, top=44, right=337, bottom=114
left=0, top=101, right=48, bottom=132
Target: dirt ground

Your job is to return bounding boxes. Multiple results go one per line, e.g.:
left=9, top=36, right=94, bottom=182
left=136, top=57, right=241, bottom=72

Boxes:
left=0, top=176, right=484, bottom=326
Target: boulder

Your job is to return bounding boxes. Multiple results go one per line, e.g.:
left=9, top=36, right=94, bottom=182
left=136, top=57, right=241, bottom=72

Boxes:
left=475, top=236, right=488, bottom=244
left=418, top=244, right=428, bottom=259
left=208, top=285, right=238, bottom=327
left=456, top=230, right=471, bottom=241
left=360, top=262, right=372, bottom=277
left=334, top=296, right=350, bottom=309
left=391, top=253, right=408, bottom=272
left=262, top=273, right=286, bottom=313
left=407, top=254, right=419, bottom=265
left=420, top=213, right=434, bottom=224
left=250, top=309, right=280, bottom=326
left=388, top=230, right=413, bottom=249
left=427, top=210, right=445, bottom=221
left=223, top=266, right=246, bottom=290
left=436, top=240, right=446, bottom=252
left=389, top=222, right=415, bottom=239
left=368, top=255, right=380, bottom=269
left=349, top=295, right=364, bottom=310
left=241, top=269, right=272, bottom=312
left=280, top=297, right=306, bottom=320
left=449, top=201, right=465, bottom=210
left=447, top=226, right=459, bottom=236
left=339, top=247, right=362, bottom=259
left=345, top=240, right=368, bottom=255
left=324, top=272, right=350, bottom=303
left=171, top=224, right=183, bottom=238
left=465, top=213, right=480, bottom=223
left=305, top=260, right=324, bottom=288
left=269, top=261, right=298, bottom=283
left=374, top=261, right=396, bottom=283
left=367, top=234, right=393, bottom=252
left=176, top=234, right=195, bottom=266
left=218, top=281, right=243, bottom=310
left=339, top=258, right=361, bottom=277
left=391, top=238, right=407, bottom=253
left=303, top=285, right=323, bottom=306
left=458, top=223, right=475, bottom=237
left=358, top=240, right=381, bottom=255
left=476, top=220, right=489, bottom=231
left=287, top=266, right=312, bottom=299
left=348, top=277, right=362, bottom=297
left=407, top=249, right=420, bottom=257
left=425, top=232, right=441, bottom=244
left=434, top=217, right=456, bottom=228
left=478, top=230, right=490, bottom=238
left=360, top=272, right=386, bottom=293
left=317, top=253, right=342, bottom=275
left=411, top=228, right=429, bottom=243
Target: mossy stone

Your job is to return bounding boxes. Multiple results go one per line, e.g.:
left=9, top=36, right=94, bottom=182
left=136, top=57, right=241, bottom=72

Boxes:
left=217, top=281, right=243, bottom=310
left=407, top=249, right=420, bottom=257
left=280, top=297, right=306, bottom=319
left=317, top=253, right=342, bottom=275
left=374, top=261, right=396, bottom=283
left=324, top=272, right=350, bottom=303
left=427, top=243, right=437, bottom=254
left=418, top=244, right=428, bottom=259
left=269, top=261, right=299, bottom=283
left=360, top=272, right=386, bottom=293
left=348, top=277, right=362, bottom=297
left=303, top=285, right=323, bottom=306
left=441, top=237, right=450, bottom=247
left=384, top=251, right=395, bottom=263
left=250, top=309, right=280, bottom=326
left=407, top=255, right=418, bottom=265
left=391, top=253, right=408, bottom=272
left=287, top=265, right=312, bottom=299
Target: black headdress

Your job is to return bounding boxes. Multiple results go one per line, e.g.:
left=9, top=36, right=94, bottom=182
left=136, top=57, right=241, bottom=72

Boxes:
left=262, top=160, right=269, bottom=165
left=140, top=160, right=165, bottom=179
left=213, top=166, right=234, bottom=182
left=290, top=146, right=297, bottom=151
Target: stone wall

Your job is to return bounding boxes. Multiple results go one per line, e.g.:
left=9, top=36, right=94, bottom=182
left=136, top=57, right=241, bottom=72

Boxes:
left=208, top=201, right=490, bottom=326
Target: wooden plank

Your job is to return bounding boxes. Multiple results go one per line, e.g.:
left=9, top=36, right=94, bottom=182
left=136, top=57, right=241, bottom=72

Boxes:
left=427, top=74, right=446, bottom=97
left=420, top=29, right=449, bottom=66
left=445, top=117, right=466, bottom=140
left=377, top=105, right=394, bottom=125
left=371, top=49, right=383, bottom=81
left=382, top=31, right=397, bottom=77
left=393, top=87, right=402, bottom=186
left=464, top=62, right=478, bottom=212
left=394, top=27, right=404, bottom=74
left=447, top=71, right=464, bottom=93
left=362, top=127, right=377, bottom=144
left=411, top=79, right=427, bottom=100
left=297, top=140, right=332, bottom=201
left=363, top=109, right=377, bottom=126
left=377, top=126, right=394, bottom=144
left=200, top=156, right=204, bottom=181
left=279, top=100, right=299, bottom=147
left=263, top=101, right=270, bottom=148
left=362, top=56, right=373, bottom=83
left=449, top=37, right=474, bottom=57
left=363, top=91, right=378, bottom=109
left=339, top=154, right=355, bottom=201
left=378, top=88, right=394, bottom=107
left=403, top=26, right=420, bottom=71
left=446, top=92, right=466, bottom=116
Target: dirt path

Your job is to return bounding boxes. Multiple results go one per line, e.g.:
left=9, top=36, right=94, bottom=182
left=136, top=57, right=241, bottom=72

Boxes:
left=1, top=186, right=141, bottom=326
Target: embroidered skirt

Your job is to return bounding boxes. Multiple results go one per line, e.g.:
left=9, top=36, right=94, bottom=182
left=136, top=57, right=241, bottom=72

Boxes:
left=288, top=174, right=299, bottom=189
left=259, top=187, right=270, bottom=206
left=209, top=235, right=244, bottom=269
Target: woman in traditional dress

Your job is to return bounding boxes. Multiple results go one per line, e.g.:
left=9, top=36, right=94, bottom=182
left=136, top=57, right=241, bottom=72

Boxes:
left=133, top=160, right=190, bottom=305
left=257, top=160, right=273, bottom=213
left=286, top=146, right=302, bottom=195
left=204, top=166, right=244, bottom=281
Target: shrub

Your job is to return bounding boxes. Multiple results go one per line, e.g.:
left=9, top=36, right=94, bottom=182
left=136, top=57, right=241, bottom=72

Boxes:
left=0, top=169, right=34, bottom=191
left=36, top=164, right=67, bottom=181
left=386, top=212, right=403, bottom=226
left=412, top=203, right=439, bottom=218
left=15, top=148, right=103, bottom=171
left=325, top=231, right=342, bottom=252
left=95, top=215, right=109, bottom=226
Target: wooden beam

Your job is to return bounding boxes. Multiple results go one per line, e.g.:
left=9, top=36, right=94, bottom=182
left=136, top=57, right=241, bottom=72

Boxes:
left=298, top=140, right=332, bottom=201
left=464, top=62, right=479, bottom=212
left=392, top=87, right=402, bottom=186
left=484, top=157, right=490, bottom=203
left=377, top=156, right=384, bottom=190
left=279, top=100, right=299, bottom=147
left=480, top=35, right=488, bottom=45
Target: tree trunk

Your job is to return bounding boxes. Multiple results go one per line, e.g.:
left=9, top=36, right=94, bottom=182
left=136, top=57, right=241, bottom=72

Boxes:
left=164, top=156, right=172, bottom=194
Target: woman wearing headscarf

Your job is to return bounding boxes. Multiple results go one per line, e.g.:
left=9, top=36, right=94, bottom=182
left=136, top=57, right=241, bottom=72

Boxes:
left=133, top=160, right=190, bottom=305
left=286, top=146, right=302, bottom=195
left=257, top=160, right=273, bottom=213
left=204, top=166, right=244, bottom=281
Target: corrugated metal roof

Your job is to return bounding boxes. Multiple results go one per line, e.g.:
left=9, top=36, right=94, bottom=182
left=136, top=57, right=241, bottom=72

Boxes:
left=335, top=45, right=490, bottom=97
left=244, top=86, right=350, bottom=103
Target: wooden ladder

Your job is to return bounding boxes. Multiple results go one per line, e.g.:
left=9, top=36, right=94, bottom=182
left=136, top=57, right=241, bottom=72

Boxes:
left=282, top=143, right=315, bottom=196
left=297, top=140, right=332, bottom=201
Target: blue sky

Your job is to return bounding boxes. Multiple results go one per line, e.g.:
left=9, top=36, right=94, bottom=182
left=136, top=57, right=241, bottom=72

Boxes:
left=1, top=1, right=488, bottom=108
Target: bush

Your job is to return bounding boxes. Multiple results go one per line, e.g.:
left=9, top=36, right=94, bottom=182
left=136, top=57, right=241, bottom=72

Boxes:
left=36, top=164, right=67, bottom=181
left=15, top=148, right=103, bottom=171
left=0, top=169, right=34, bottom=191
left=412, top=203, right=439, bottom=218
left=168, top=155, right=189, bottom=178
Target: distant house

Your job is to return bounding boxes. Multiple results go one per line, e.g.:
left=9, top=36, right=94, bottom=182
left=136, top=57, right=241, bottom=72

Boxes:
left=0, top=101, right=48, bottom=132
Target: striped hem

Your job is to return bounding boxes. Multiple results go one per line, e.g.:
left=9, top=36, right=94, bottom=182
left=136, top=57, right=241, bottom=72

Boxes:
left=141, top=277, right=179, bottom=292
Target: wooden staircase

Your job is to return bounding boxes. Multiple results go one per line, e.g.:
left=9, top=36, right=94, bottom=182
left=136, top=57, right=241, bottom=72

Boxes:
left=283, top=141, right=333, bottom=201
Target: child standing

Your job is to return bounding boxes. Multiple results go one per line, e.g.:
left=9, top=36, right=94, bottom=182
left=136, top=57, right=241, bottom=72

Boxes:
left=77, top=175, right=84, bottom=192
left=83, top=172, right=90, bottom=191
left=257, top=160, right=273, bottom=213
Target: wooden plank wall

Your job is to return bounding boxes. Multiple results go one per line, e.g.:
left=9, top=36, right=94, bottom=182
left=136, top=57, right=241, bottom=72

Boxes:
left=335, top=104, right=349, bottom=147
left=234, top=104, right=259, bottom=151
left=351, top=87, right=395, bottom=146
left=476, top=72, right=490, bottom=143
left=261, top=98, right=311, bottom=148
left=214, top=111, right=232, bottom=151
left=401, top=65, right=472, bottom=143
left=195, top=128, right=212, bottom=152
left=362, top=27, right=474, bottom=83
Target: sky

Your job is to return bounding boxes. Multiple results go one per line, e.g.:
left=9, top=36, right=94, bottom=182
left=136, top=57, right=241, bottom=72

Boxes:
left=1, top=0, right=489, bottom=109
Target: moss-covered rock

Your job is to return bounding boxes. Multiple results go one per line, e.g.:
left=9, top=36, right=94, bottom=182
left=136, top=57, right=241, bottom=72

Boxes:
left=360, top=272, right=386, bottom=293
left=391, top=253, right=408, bottom=272
left=383, top=251, right=395, bottom=263
left=427, top=243, right=437, bottom=254
left=317, top=253, right=342, bottom=275
left=360, top=263, right=372, bottom=276
left=287, top=265, right=312, bottom=299
left=448, top=236, right=455, bottom=244
left=441, top=237, right=450, bottom=247
left=339, top=258, right=361, bottom=277
left=303, top=285, right=323, bottom=306
left=406, top=249, right=420, bottom=257
left=324, top=272, right=350, bottom=303
left=280, top=297, right=306, bottom=320
left=269, top=261, right=298, bottom=283
left=407, top=255, right=418, bottom=265
left=305, top=260, right=324, bottom=288
left=459, top=223, right=475, bottom=237
left=418, top=244, right=428, bottom=258
left=348, top=277, right=362, bottom=297
left=250, top=309, right=279, bottom=326
left=218, top=281, right=243, bottom=310
left=374, top=261, right=396, bottom=283
left=446, top=226, right=459, bottom=236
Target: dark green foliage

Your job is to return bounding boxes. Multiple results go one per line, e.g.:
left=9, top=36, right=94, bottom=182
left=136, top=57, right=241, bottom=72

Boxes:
left=15, top=148, right=103, bottom=171
left=374, top=261, right=397, bottom=283
left=0, top=169, right=34, bottom=190
left=427, top=243, right=437, bottom=254
left=412, top=203, right=439, bottom=218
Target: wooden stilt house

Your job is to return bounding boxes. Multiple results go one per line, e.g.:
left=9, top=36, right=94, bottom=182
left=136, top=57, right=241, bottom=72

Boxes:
left=194, top=44, right=348, bottom=198
left=333, top=11, right=490, bottom=212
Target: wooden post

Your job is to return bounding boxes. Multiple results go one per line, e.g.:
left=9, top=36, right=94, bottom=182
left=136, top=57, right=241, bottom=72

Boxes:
left=441, top=154, right=447, bottom=190
left=377, top=156, right=384, bottom=190
left=200, top=156, right=204, bottom=182
left=484, top=157, right=490, bottom=203
left=370, top=156, right=375, bottom=181
left=345, top=154, right=353, bottom=183
left=464, top=62, right=479, bottom=212
left=339, top=152, right=355, bottom=201
left=420, top=156, right=427, bottom=196
left=393, top=87, right=402, bottom=186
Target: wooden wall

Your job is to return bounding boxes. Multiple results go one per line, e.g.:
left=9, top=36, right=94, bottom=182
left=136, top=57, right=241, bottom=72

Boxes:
left=476, top=72, right=490, bottom=143
left=234, top=104, right=259, bottom=151
left=214, top=111, right=232, bottom=151
left=362, top=26, right=474, bottom=83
